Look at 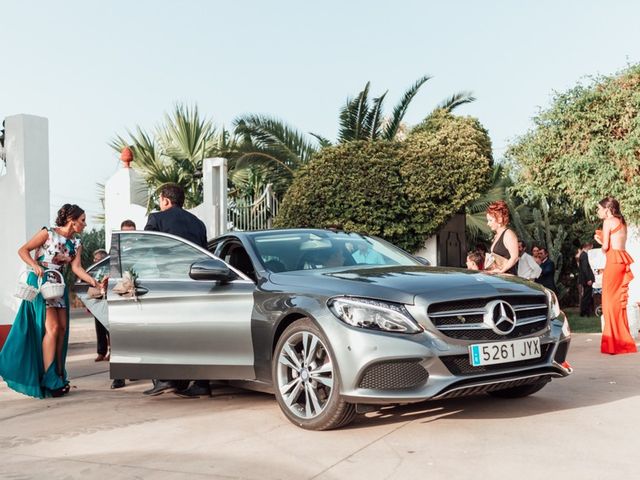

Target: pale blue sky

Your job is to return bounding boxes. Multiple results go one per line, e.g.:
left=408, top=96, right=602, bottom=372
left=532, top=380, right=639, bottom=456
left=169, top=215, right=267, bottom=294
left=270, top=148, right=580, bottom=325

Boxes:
left=2, top=0, right=639, bottom=227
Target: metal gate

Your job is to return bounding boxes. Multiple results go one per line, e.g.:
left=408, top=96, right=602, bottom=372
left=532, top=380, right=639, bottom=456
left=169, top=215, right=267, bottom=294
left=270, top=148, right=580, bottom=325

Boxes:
left=227, top=184, right=279, bottom=231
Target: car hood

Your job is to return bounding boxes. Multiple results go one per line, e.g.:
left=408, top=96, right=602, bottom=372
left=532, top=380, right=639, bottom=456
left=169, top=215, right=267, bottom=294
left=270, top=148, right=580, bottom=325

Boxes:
left=269, top=265, right=546, bottom=304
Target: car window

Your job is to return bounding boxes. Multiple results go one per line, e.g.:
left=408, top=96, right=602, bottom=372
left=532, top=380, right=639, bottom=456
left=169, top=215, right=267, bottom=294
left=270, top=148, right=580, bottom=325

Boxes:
left=251, top=232, right=421, bottom=272
left=119, top=233, right=211, bottom=279
left=88, top=258, right=110, bottom=281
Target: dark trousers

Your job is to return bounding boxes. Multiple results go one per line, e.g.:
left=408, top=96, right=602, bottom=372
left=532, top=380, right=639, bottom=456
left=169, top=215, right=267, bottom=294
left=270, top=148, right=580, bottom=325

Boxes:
left=580, top=284, right=594, bottom=316
left=94, top=318, right=109, bottom=355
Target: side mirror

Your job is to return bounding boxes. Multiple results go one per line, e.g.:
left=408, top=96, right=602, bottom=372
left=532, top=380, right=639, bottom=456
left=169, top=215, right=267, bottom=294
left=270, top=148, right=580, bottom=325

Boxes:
left=189, top=259, right=234, bottom=282
left=415, top=256, right=431, bottom=266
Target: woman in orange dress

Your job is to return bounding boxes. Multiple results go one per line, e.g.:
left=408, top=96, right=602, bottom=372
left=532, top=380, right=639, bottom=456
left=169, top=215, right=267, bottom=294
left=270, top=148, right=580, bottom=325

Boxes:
left=594, top=197, right=637, bottom=354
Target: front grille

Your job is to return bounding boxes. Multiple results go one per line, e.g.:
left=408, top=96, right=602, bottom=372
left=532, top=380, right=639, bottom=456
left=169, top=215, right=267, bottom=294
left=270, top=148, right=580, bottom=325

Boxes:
left=358, top=360, right=428, bottom=390
left=428, top=295, right=549, bottom=341
left=440, top=343, right=552, bottom=375
left=442, top=319, right=548, bottom=341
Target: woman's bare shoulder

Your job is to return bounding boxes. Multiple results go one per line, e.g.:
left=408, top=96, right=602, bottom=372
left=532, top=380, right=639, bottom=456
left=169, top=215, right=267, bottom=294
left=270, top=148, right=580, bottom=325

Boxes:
left=505, top=228, right=518, bottom=240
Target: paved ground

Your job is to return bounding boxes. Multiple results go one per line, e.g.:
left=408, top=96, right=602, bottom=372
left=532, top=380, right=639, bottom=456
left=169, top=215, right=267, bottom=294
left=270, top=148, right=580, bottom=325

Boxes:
left=1, top=313, right=639, bottom=479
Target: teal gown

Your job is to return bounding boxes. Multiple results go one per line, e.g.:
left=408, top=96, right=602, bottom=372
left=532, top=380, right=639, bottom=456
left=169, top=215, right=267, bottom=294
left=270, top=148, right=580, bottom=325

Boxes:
left=0, top=271, right=70, bottom=399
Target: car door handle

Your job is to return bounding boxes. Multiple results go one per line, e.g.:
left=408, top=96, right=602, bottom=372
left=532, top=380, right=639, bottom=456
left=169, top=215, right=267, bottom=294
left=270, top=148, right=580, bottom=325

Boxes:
left=115, top=286, right=149, bottom=297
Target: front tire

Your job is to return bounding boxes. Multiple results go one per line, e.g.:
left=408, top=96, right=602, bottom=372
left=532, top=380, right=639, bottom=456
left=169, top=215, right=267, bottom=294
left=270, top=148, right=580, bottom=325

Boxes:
left=272, top=318, right=355, bottom=430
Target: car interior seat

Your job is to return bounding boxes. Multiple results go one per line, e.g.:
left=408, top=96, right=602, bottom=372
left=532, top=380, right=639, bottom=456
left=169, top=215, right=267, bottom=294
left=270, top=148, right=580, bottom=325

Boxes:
left=228, top=246, right=257, bottom=282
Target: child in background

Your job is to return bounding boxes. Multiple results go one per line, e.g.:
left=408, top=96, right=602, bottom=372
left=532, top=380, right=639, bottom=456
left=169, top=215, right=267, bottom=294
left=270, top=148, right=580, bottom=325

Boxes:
left=466, top=250, right=484, bottom=271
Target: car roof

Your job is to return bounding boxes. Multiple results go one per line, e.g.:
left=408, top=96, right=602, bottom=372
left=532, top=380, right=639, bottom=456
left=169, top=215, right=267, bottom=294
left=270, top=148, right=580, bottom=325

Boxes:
left=228, top=228, right=360, bottom=239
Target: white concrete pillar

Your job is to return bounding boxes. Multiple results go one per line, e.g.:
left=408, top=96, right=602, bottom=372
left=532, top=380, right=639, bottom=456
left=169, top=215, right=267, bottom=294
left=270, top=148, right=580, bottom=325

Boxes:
left=414, top=235, right=438, bottom=265
left=626, top=224, right=640, bottom=337
left=0, top=115, right=50, bottom=344
left=104, top=165, right=148, bottom=251
left=190, top=157, right=227, bottom=239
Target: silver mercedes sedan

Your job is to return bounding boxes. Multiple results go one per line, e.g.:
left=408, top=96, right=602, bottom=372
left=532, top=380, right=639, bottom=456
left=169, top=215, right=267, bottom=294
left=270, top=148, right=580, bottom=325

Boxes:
left=79, top=228, right=572, bottom=430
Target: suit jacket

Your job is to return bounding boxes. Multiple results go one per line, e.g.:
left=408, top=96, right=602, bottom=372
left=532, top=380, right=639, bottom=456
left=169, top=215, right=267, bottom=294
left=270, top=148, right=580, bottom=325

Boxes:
left=535, top=258, right=557, bottom=293
left=145, top=206, right=207, bottom=249
left=578, top=250, right=595, bottom=285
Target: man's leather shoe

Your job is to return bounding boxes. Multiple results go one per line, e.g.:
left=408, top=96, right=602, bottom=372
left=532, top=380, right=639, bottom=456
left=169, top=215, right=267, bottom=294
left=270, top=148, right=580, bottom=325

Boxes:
left=111, top=379, right=126, bottom=389
left=143, top=380, right=176, bottom=396
left=175, top=381, right=212, bottom=398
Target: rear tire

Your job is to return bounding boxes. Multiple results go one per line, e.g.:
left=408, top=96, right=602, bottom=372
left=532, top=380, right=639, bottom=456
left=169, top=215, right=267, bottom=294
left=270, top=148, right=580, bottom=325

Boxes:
left=272, top=318, right=355, bottom=430
left=488, top=379, right=549, bottom=398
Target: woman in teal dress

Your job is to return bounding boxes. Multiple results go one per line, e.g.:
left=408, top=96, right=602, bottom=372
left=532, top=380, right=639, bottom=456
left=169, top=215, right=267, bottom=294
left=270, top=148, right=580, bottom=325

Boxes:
left=0, top=204, right=99, bottom=398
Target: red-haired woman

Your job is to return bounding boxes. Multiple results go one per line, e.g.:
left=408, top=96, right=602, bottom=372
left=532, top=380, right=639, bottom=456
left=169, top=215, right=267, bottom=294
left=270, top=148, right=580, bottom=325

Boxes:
left=0, top=204, right=100, bottom=398
left=485, top=200, right=519, bottom=275
left=594, top=197, right=637, bottom=354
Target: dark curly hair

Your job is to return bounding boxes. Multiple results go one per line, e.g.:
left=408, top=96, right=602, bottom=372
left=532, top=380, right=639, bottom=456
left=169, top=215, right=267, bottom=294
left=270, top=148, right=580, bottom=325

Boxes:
left=486, top=200, right=510, bottom=226
left=55, top=204, right=85, bottom=227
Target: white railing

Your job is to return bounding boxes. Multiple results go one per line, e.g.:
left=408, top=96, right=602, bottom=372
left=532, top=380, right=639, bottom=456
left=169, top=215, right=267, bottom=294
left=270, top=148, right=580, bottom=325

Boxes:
left=228, top=184, right=279, bottom=231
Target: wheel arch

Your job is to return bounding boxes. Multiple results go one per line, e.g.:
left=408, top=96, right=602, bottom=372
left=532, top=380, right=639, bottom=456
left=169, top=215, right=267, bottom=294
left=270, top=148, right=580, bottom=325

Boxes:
left=272, top=311, right=313, bottom=354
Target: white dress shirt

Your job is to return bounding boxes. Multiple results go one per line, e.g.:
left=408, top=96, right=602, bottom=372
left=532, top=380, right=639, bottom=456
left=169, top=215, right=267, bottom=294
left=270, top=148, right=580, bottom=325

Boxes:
left=517, top=252, right=542, bottom=280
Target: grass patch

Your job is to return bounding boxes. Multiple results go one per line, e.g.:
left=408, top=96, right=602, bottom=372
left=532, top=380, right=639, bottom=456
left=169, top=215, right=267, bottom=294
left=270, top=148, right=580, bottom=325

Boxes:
left=563, top=307, right=601, bottom=333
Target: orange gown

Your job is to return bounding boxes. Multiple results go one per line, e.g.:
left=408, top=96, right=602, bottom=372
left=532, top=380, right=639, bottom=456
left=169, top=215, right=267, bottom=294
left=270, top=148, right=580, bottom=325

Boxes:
left=601, top=223, right=637, bottom=354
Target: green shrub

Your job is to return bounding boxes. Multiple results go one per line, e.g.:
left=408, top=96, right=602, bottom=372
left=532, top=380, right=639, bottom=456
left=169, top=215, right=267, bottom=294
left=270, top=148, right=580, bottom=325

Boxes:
left=275, top=112, right=493, bottom=252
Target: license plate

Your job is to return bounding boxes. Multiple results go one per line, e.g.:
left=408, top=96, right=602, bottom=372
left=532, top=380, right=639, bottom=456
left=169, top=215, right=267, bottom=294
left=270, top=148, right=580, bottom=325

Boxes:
left=469, top=337, right=541, bottom=367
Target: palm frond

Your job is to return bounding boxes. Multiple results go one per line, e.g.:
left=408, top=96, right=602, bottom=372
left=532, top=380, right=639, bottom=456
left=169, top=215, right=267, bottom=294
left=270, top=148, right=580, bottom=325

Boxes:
left=383, top=75, right=431, bottom=140
left=309, top=132, right=333, bottom=148
left=338, top=82, right=371, bottom=142
left=363, top=91, right=388, bottom=140
left=434, top=91, right=476, bottom=113
left=234, top=114, right=317, bottom=166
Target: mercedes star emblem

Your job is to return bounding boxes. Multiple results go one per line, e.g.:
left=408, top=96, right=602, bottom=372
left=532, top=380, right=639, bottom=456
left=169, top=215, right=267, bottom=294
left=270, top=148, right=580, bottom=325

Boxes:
left=483, top=300, right=517, bottom=335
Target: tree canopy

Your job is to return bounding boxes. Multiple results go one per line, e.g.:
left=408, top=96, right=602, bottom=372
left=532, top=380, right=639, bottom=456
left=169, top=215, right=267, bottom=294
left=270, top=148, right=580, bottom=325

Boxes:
left=507, top=64, right=640, bottom=222
left=275, top=111, right=493, bottom=252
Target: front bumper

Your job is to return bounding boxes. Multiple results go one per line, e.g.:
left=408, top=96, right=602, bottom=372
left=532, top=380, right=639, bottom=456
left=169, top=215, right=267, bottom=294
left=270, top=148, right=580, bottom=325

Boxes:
left=317, top=309, right=572, bottom=405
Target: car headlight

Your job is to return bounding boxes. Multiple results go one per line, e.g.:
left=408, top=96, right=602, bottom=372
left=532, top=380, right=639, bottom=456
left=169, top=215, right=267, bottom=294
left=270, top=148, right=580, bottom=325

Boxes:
left=328, top=297, right=422, bottom=334
left=545, top=288, right=561, bottom=319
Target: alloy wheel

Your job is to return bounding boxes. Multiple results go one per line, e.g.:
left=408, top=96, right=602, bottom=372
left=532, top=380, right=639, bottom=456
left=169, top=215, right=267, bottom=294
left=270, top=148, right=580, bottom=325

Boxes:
left=276, top=331, right=334, bottom=419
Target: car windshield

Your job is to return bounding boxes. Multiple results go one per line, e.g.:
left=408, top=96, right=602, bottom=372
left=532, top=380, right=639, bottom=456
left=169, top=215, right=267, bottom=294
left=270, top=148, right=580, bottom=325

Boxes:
left=250, top=231, right=421, bottom=273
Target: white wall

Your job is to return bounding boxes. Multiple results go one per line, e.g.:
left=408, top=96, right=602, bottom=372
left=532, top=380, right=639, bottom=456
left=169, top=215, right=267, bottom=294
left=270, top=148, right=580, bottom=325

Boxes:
left=0, top=115, right=50, bottom=326
left=627, top=224, right=640, bottom=306
left=414, top=235, right=438, bottom=266
left=104, top=167, right=148, bottom=251
left=104, top=157, right=227, bottom=248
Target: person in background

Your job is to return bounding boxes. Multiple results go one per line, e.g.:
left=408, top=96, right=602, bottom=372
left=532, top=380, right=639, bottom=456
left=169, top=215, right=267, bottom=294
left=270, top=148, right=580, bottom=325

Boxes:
left=535, top=247, right=557, bottom=293
left=474, top=243, right=488, bottom=270
left=517, top=241, right=542, bottom=281
left=110, top=220, right=136, bottom=390
left=578, top=242, right=595, bottom=317
left=351, top=241, right=385, bottom=265
left=485, top=200, right=519, bottom=275
left=594, top=196, right=636, bottom=354
left=532, top=245, right=541, bottom=263
left=92, top=249, right=109, bottom=362
left=142, top=183, right=211, bottom=398
left=466, top=250, right=483, bottom=271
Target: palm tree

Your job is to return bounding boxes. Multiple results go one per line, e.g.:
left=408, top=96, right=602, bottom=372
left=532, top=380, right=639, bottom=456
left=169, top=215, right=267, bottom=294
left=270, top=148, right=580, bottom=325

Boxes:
left=231, top=115, right=321, bottom=198
left=232, top=75, right=476, bottom=197
left=110, top=104, right=233, bottom=209
left=330, top=76, right=475, bottom=143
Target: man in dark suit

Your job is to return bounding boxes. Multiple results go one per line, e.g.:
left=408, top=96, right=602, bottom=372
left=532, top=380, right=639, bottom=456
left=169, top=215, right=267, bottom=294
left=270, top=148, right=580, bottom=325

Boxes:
left=578, top=242, right=595, bottom=317
left=142, top=183, right=212, bottom=398
left=535, top=246, right=557, bottom=293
